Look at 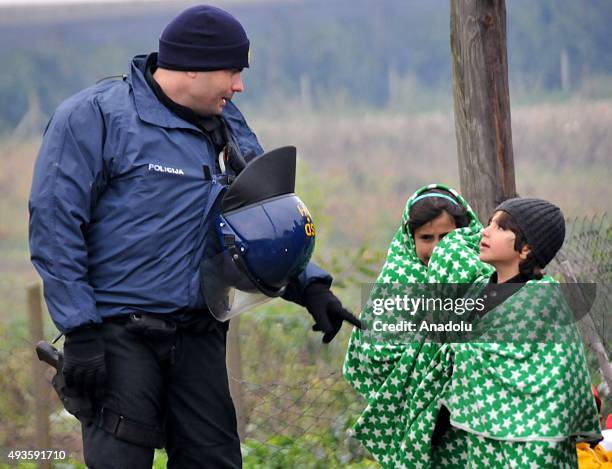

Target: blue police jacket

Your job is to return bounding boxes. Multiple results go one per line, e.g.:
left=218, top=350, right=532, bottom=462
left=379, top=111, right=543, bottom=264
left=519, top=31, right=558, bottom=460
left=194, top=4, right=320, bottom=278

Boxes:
left=29, top=54, right=331, bottom=333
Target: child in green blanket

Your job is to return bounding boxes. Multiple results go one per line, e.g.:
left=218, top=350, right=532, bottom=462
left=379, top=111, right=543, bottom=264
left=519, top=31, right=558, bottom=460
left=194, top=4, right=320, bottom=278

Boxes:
left=432, top=198, right=601, bottom=468
left=344, top=183, right=491, bottom=467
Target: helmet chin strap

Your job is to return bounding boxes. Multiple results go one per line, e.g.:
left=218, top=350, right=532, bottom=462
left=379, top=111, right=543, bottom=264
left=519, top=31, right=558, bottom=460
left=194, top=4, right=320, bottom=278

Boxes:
left=223, top=235, right=286, bottom=298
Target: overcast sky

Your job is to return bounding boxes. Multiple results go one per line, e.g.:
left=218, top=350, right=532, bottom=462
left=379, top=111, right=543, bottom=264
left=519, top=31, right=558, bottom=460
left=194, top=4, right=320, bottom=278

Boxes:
left=0, top=0, right=182, bottom=5
left=0, top=0, right=134, bottom=4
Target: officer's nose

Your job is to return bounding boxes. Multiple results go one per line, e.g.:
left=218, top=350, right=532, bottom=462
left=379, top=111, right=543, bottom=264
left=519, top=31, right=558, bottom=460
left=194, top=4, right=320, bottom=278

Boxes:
left=232, top=74, right=244, bottom=93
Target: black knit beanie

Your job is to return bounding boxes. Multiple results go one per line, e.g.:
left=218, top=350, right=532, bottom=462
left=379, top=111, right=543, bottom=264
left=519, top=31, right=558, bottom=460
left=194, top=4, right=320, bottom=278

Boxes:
left=494, top=198, right=565, bottom=268
left=158, top=5, right=249, bottom=71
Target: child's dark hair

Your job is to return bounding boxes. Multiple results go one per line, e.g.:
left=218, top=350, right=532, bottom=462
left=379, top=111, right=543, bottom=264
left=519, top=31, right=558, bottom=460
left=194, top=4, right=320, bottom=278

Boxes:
left=406, top=189, right=469, bottom=236
left=494, top=211, right=544, bottom=280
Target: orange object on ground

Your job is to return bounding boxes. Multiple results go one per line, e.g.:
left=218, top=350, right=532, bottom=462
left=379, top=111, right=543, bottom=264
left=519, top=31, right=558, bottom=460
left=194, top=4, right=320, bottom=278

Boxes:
left=577, top=442, right=612, bottom=468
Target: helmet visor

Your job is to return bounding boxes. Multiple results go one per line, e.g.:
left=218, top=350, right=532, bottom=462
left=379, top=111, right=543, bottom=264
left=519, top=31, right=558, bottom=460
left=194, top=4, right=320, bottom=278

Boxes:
left=200, top=248, right=277, bottom=321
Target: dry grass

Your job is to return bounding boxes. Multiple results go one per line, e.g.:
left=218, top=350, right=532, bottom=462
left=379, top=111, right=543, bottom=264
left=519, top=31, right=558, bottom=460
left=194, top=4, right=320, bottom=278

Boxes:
left=2, top=98, right=610, bottom=244
left=252, top=98, right=612, bottom=247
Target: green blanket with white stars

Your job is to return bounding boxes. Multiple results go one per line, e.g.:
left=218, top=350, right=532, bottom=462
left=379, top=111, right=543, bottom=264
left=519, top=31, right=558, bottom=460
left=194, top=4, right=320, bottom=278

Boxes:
left=441, top=276, right=601, bottom=447
left=343, top=183, right=492, bottom=468
left=428, top=275, right=601, bottom=468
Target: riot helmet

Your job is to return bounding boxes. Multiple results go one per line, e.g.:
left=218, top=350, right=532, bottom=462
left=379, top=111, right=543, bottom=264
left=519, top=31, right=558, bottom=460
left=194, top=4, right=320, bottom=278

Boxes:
left=201, top=146, right=316, bottom=321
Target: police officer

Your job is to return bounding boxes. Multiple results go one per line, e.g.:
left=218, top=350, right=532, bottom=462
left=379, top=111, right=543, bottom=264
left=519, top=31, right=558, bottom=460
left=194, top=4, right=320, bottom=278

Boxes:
left=28, top=5, right=360, bottom=468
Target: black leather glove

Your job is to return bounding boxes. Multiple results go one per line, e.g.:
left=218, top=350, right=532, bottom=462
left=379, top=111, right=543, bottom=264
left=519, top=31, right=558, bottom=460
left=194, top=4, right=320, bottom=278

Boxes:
left=63, top=326, right=107, bottom=398
left=303, top=282, right=362, bottom=343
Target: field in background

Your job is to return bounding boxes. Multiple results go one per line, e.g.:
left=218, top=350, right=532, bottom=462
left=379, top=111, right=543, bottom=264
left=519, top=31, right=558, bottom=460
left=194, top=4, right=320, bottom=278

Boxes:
left=252, top=98, right=612, bottom=248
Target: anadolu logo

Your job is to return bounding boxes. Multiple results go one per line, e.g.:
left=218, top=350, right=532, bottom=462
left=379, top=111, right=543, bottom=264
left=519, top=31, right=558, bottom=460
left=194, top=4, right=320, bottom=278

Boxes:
left=148, top=163, right=185, bottom=176
left=296, top=201, right=316, bottom=238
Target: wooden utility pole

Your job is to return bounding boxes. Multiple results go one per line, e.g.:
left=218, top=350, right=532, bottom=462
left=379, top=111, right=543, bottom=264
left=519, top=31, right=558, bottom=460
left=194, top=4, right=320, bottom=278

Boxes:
left=450, top=0, right=516, bottom=222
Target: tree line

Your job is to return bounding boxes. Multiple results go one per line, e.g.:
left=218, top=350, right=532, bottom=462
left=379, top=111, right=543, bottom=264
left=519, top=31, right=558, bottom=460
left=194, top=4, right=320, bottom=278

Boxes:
left=0, top=0, right=611, bottom=135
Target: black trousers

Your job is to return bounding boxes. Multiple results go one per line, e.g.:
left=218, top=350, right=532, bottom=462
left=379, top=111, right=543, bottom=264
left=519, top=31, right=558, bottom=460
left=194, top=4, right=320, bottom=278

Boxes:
left=81, top=314, right=241, bottom=469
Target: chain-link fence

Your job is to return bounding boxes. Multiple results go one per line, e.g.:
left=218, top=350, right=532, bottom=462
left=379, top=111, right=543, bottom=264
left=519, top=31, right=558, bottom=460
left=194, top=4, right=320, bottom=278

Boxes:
left=555, top=215, right=611, bottom=343
left=549, top=215, right=612, bottom=405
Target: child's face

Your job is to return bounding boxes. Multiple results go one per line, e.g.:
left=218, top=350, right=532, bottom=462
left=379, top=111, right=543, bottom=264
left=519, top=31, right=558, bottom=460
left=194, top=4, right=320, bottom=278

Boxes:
left=413, top=211, right=456, bottom=266
left=479, top=211, right=526, bottom=266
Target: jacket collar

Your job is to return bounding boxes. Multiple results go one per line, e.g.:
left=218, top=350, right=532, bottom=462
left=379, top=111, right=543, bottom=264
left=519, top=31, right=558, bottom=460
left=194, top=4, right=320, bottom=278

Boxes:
left=488, top=271, right=532, bottom=284
left=129, top=53, right=202, bottom=132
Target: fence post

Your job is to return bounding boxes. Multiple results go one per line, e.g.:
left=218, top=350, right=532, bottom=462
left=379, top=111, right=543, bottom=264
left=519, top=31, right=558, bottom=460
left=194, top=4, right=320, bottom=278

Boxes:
left=27, top=284, right=51, bottom=469
left=227, top=316, right=245, bottom=439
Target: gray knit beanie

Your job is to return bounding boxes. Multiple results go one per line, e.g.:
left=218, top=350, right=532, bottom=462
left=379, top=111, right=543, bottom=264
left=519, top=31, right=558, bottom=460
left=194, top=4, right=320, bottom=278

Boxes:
left=494, top=198, right=565, bottom=268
